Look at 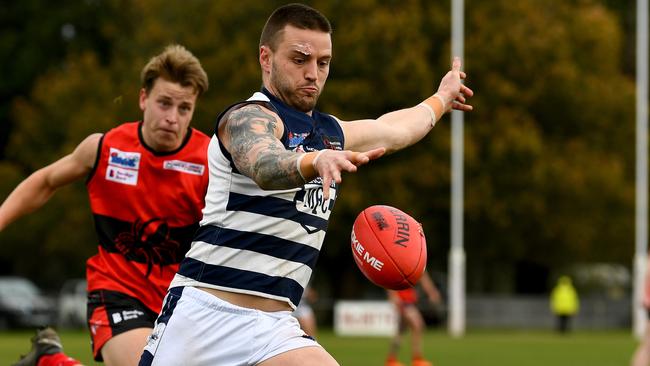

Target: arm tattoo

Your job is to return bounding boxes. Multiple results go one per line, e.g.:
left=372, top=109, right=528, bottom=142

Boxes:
left=227, top=104, right=305, bottom=189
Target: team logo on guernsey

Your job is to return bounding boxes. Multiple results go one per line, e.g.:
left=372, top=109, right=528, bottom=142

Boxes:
left=114, top=218, right=182, bottom=276
left=288, top=131, right=310, bottom=148
left=163, top=160, right=205, bottom=175
left=106, top=148, right=141, bottom=185
left=293, top=146, right=337, bottom=233
left=296, top=179, right=337, bottom=234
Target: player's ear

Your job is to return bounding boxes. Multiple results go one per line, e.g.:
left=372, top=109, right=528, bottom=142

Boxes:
left=260, top=45, right=272, bottom=74
left=139, top=88, right=148, bottom=111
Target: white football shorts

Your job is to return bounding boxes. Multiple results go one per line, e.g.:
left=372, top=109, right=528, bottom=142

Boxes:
left=139, top=286, right=320, bottom=366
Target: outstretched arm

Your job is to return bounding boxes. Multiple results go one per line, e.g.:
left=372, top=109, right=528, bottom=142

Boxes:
left=0, top=133, right=101, bottom=231
left=219, top=104, right=384, bottom=199
left=341, top=57, right=473, bottom=153
left=420, top=271, right=441, bottom=304
left=387, top=289, right=401, bottom=306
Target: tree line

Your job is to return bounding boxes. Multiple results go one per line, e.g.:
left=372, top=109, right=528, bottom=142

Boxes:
left=0, top=0, right=637, bottom=298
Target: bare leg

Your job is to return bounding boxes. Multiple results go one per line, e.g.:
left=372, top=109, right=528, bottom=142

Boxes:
left=632, top=322, right=650, bottom=366
left=101, top=327, right=152, bottom=366
left=401, top=305, right=426, bottom=358
left=390, top=315, right=409, bottom=359
left=257, top=345, right=339, bottom=366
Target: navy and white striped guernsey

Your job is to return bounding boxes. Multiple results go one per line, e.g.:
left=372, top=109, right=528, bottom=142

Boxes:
left=170, top=88, right=345, bottom=309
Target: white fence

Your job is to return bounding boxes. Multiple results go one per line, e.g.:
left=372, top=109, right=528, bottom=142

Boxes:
left=466, top=295, right=631, bottom=329
left=330, top=296, right=631, bottom=336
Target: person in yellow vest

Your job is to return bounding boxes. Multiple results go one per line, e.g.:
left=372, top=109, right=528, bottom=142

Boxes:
left=550, top=276, right=579, bottom=334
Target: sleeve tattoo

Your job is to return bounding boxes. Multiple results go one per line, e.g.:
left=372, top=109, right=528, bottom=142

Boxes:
left=227, top=104, right=305, bottom=189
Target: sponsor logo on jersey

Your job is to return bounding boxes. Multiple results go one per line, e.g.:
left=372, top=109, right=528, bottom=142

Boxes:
left=108, top=148, right=141, bottom=169
left=106, top=166, right=138, bottom=185
left=163, top=160, right=205, bottom=175
left=323, top=135, right=342, bottom=150
left=106, top=148, right=141, bottom=185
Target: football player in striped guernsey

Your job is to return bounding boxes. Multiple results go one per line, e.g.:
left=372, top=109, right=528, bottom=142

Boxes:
left=140, top=3, right=472, bottom=366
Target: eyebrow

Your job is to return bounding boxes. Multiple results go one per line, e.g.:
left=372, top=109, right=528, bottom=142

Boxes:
left=289, top=49, right=332, bottom=60
left=156, top=94, right=194, bottom=106
left=290, top=49, right=311, bottom=57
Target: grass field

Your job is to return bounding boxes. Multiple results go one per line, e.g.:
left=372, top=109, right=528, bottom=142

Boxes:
left=0, top=328, right=638, bottom=365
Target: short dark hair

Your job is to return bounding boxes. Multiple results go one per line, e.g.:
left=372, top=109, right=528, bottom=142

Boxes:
left=259, top=3, right=332, bottom=51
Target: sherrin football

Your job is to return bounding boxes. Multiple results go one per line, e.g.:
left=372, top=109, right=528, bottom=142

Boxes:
left=350, top=205, right=427, bottom=290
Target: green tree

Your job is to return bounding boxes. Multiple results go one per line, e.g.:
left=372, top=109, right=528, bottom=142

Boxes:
left=464, top=0, right=634, bottom=292
left=0, top=0, right=637, bottom=298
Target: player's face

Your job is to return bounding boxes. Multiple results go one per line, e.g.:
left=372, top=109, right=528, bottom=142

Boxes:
left=266, top=25, right=332, bottom=113
left=139, top=78, right=198, bottom=152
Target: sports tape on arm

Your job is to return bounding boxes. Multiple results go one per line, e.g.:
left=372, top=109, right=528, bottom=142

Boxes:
left=296, top=150, right=326, bottom=182
left=417, top=93, right=447, bottom=128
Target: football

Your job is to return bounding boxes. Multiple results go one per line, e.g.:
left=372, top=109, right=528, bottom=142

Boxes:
left=350, top=205, right=427, bottom=290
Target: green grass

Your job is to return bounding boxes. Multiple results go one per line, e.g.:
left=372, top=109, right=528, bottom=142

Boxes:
left=0, top=328, right=639, bottom=366
left=325, top=329, right=638, bottom=366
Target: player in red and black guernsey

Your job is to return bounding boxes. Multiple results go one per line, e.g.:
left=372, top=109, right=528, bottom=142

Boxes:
left=385, top=271, right=441, bottom=366
left=0, top=44, right=209, bottom=366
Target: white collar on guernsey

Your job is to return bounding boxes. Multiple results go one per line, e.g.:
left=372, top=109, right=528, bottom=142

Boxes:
left=247, top=92, right=270, bottom=102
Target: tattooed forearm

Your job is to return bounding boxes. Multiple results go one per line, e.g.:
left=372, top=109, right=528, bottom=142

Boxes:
left=227, top=104, right=305, bottom=189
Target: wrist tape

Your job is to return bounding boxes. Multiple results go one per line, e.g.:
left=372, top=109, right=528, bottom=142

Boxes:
left=296, top=150, right=325, bottom=181
left=418, top=93, right=447, bottom=127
